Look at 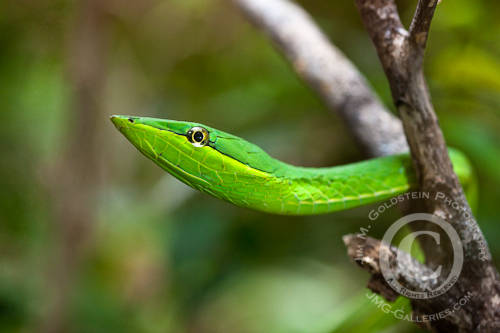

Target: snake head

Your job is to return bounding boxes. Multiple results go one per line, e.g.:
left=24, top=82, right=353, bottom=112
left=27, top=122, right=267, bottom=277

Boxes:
left=110, top=115, right=276, bottom=195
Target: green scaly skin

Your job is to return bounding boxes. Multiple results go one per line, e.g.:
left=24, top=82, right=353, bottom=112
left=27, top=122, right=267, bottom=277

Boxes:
left=111, top=115, right=473, bottom=215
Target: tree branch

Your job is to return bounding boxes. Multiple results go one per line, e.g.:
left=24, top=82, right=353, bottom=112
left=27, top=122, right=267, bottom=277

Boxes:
left=354, top=0, right=500, bottom=331
left=343, top=234, right=439, bottom=302
left=232, top=0, right=499, bottom=330
left=233, top=0, right=407, bottom=157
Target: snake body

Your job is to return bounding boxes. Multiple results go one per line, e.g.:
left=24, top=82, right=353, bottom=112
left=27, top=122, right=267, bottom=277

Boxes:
left=111, top=115, right=472, bottom=215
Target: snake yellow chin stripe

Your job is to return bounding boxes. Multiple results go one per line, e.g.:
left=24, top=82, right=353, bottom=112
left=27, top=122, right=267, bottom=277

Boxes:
left=110, top=115, right=474, bottom=215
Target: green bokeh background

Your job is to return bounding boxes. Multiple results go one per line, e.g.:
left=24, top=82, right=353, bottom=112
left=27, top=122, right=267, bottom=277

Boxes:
left=1, top=0, right=499, bottom=332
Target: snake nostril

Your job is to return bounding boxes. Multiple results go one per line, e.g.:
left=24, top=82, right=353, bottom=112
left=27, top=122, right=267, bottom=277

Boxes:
left=128, top=118, right=134, bottom=123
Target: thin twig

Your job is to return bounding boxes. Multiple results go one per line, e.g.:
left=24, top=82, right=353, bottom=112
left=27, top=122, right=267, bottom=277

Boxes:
left=409, top=0, right=438, bottom=53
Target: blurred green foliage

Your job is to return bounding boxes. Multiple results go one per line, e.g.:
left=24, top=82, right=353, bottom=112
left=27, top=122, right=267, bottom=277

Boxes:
left=0, top=0, right=499, bottom=332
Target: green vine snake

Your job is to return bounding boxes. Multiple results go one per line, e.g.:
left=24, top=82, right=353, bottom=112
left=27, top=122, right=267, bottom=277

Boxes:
left=111, top=115, right=474, bottom=215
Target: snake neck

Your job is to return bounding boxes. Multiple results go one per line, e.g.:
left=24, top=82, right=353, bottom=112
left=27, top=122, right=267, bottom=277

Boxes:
left=210, top=154, right=417, bottom=215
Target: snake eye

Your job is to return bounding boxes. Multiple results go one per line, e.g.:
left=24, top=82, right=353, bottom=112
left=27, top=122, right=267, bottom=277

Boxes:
left=187, top=127, right=209, bottom=147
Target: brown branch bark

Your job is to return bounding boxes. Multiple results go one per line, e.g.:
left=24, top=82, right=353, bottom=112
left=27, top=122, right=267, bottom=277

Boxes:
left=354, top=0, right=500, bottom=331
left=233, top=0, right=407, bottom=157
left=343, top=234, right=440, bottom=302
